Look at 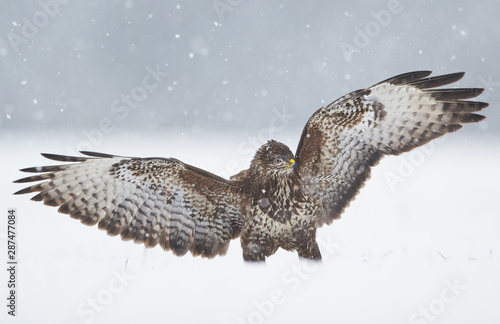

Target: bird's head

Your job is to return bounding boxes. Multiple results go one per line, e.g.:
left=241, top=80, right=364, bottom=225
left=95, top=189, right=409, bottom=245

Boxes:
left=249, top=140, right=297, bottom=180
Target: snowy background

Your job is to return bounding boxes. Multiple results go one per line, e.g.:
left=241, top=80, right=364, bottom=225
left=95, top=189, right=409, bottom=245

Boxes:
left=1, top=1, right=500, bottom=323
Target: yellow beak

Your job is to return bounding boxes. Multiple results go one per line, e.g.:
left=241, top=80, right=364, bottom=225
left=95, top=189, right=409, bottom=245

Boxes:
left=288, top=158, right=297, bottom=170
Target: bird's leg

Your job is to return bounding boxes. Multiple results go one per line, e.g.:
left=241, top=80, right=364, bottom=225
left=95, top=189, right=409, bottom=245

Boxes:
left=243, top=252, right=266, bottom=262
left=297, top=240, right=322, bottom=261
left=242, top=241, right=266, bottom=262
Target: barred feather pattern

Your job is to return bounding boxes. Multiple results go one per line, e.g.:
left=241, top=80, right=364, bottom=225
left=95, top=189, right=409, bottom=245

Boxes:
left=295, top=71, right=488, bottom=225
left=15, top=71, right=488, bottom=261
left=14, top=153, right=244, bottom=258
left=238, top=141, right=322, bottom=261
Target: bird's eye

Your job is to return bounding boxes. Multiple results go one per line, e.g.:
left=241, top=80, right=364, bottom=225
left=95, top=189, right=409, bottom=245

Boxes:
left=273, top=158, right=284, bottom=165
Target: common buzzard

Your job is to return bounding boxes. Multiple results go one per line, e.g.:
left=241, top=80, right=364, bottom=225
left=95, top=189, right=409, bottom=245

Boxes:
left=14, top=71, right=488, bottom=261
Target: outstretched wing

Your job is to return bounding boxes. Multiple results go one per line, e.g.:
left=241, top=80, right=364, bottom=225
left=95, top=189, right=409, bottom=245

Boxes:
left=295, top=71, right=488, bottom=225
left=14, top=151, right=245, bottom=258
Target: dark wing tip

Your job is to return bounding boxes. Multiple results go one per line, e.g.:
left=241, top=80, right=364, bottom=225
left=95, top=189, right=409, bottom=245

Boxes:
left=437, top=71, right=465, bottom=83
left=408, top=72, right=465, bottom=89
left=467, top=88, right=485, bottom=97
left=18, top=165, right=70, bottom=173
left=13, top=186, right=37, bottom=195
left=427, top=88, right=485, bottom=100
left=13, top=174, right=52, bottom=183
left=446, top=124, right=464, bottom=133
left=462, top=113, right=486, bottom=123
left=19, top=166, right=41, bottom=173
left=57, top=204, right=71, bottom=215
left=41, top=153, right=88, bottom=162
left=471, top=101, right=489, bottom=110
left=377, top=70, right=433, bottom=86
left=451, top=71, right=465, bottom=79
left=19, top=152, right=115, bottom=174
left=31, top=193, right=44, bottom=202
left=475, top=88, right=485, bottom=96
left=79, top=151, right=118, bottom=158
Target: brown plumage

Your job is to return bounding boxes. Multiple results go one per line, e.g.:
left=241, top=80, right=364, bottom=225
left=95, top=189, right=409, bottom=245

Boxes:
left=14, top=71, right=488, bottom=261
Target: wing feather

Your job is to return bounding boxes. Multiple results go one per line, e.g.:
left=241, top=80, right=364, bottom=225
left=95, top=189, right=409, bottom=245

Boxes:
left=296, top=71, right=488, bottom=225
left=14, top=152, right=245, bottom=258
left=407, top=72, right=464, bottom=88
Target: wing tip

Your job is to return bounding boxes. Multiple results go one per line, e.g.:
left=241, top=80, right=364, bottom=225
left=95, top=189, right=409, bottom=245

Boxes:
left=384, top=70, right=433, bottom=85
left=445, top=71, right=466, bottom=81
left=41, top=153, right=88, bottom=162
left=19, top=167, right=35, bottom=173
left=381, top=71, right=474, bottom=90
left=79, top=151, right=117, bottom=158
left=14, top=175, right=43, bottom=183
left=464, top=113, right=486, bottom=123
left=427, top=87, right=486, bottom=101
left=474, top=88, right=485, bottom=96
left=13, top=187, right=35, bottom=195
left=475, top=101, right=489, bottom=110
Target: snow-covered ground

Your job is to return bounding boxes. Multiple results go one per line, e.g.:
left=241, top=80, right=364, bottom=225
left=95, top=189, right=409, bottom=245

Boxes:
left=1, top=131, right=499, bottom=324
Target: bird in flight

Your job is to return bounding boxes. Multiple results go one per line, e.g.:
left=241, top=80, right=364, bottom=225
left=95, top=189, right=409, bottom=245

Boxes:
left=14, top=71, right=487, bottom=261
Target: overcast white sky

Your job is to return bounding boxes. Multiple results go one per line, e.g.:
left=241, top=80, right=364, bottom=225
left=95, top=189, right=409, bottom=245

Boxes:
left=1, top=0, right=499, bottom=138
